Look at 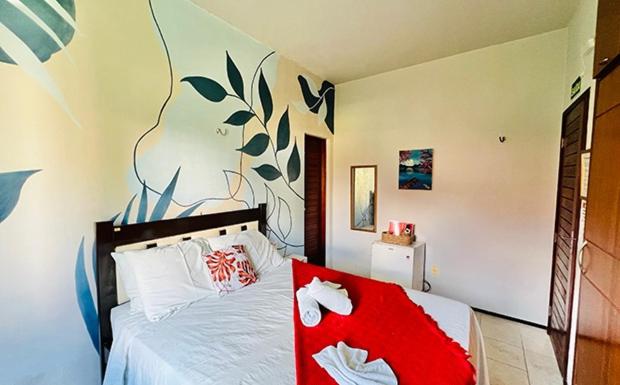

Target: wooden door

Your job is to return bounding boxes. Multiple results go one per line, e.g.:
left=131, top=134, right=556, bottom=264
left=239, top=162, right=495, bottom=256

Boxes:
left=593, top=0, right=620, bottom=78
left=548, top=90, right=589, bottom=377
left=573, top=63, right=620, bottom=385
left=304, top=135, right=326, bottom=266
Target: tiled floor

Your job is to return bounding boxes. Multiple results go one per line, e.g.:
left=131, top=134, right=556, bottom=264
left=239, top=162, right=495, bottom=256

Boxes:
left=475, top=311, right=564, bottom=385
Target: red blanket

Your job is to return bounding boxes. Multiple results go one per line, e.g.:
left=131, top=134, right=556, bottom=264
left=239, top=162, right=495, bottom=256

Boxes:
left=292, top=260, right=476, bottom=385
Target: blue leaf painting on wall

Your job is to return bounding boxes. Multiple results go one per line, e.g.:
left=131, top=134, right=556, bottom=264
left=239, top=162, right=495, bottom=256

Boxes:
left=297, top=75, right=335, bottom=134
left=150, top=167, right=180, bottom=221
left=0, top=0, right=76, bottom=64
left=177, top=201, right=203, bottom=218
left=0, top=169, right=40, bottom=224
left=121, top=194, right=137, bottom=225
left=0, top=0, right=80, bottom=126
left=137, top=182, right=148, bottom=224
left=75, top=238, right=99, bottom=353
left=74, top=170, right=189, bottom=356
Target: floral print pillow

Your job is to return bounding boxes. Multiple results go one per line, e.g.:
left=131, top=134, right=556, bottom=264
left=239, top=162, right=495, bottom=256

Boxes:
left=203, top=245, right=257, bottom=294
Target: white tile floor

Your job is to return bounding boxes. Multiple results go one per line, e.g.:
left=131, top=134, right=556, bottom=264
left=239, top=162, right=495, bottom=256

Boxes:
left=475, top=312, right=564, bottom=385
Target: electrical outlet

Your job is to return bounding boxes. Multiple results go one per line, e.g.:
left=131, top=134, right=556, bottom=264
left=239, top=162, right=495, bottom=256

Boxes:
left=431, top=265, right=440, bottom=277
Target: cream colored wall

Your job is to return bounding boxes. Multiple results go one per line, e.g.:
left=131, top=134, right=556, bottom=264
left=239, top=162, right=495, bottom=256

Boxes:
left=331, top=30, right=567, bottom=324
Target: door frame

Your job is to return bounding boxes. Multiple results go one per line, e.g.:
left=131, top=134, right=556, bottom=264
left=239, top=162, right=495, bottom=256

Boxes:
left=547, top=88, right=590, bottom=378
left=304, top=134, right=327, bottom=266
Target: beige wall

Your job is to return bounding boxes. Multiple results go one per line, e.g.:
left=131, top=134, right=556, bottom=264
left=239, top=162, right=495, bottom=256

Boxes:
left=330, top=30, right=567, bottom=324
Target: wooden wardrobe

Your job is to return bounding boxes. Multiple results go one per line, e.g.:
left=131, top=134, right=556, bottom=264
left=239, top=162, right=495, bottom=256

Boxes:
left=572, top=1, right=620, bottom=383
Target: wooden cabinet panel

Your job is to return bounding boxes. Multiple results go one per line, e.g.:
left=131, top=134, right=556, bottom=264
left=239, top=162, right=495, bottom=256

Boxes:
left=583, top=243, right=620, bottom=309
left=583, top=244, right=613, bottom=293
left=594, top=0, right=620, bottom=78
left=576, top=16, right=620, bottom=381
left=596, top=65, right=620, bottom=117
left=574, top=279, right=612, bottom=385
left=585, top=107, right=620, bottom=255
left=609, top=308, right=620, bottom=385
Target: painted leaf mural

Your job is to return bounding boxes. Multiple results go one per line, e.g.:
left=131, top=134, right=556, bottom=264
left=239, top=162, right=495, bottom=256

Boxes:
left=183, top=51, right=305, bottom=201
left=264, top=183, right=276, bottom=221
left=0, top=169, right=40, bottom=224
left=137, top=182, right=148, bottom=223
left=150, top=167, right=181, bottom=221
left=225, top=110, right=255, bottom=126
left=181, top=76, right=227, bottom=102
left=64, top=3, right=338, bottom=355
left=0, top=0, right=76, bottom=65
left=276, top=108, right=290, bottom=152
left=298, top=75, right=335, bottom=133
left=277, top=197, right=292, bottom=239
left=121, top=194, right=137, bottom=225
left=287, top=140, right=301, bottom=182
left=74, top=238, right=99, bottom=353
left=177, top=201, right=204, bottom=218
left=223, top=170, right=255, bottom=209
left=226, top=51, right=245, bottom=100
left=237, top=133, right=270, bottom=156
left=258, top=70, right=272, bottom=123
left=0, top=0, right=79, bottom=126
left=253, top=164, right=282, bottom=181
left=297, top=75, right=320, bottom=112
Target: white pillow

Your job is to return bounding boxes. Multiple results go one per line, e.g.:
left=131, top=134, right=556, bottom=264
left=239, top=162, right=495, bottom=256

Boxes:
left=111, top=252, right=144, bottom=314
left=178, top=238, right=214, bottom=290
left=207, top=229, right=285, bottom=275
left=125, top=243, right=211, bottom=321
left=112, top=239, right=213, bottom=314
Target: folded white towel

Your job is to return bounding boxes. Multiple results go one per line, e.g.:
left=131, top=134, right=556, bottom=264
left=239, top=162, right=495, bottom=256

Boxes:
left=296, top=287, right=322, bottom=327
left=313, top=341, right=398, bottom=385
left=307, top=277, right=353, bottom=316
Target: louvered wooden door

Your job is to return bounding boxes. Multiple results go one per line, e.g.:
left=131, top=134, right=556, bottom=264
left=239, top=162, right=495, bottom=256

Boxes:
left=548, top=89, right=589, bottom=377
left=304, top=135, right=326, bottom=266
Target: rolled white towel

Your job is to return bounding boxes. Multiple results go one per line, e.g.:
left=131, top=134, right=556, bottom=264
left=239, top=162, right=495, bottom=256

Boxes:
left=307, top=277, right=353, bottom=316
left=296, top=287, right=322, bottom=327
left=307, top=280, right=349, bottom=297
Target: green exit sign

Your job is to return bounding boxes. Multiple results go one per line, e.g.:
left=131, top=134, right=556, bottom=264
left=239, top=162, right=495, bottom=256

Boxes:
left=571, top=76, right=581, bottom=99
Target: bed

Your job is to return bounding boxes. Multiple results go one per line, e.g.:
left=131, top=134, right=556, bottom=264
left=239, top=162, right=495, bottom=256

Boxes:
left=95, top=204, right=489, bottom=385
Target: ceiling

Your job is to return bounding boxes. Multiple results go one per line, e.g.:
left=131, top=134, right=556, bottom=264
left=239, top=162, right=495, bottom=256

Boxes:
left=191, top=0, right=578, bottom=84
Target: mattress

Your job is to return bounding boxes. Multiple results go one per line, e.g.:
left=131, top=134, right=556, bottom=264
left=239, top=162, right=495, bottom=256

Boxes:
left=104, top=260, right=488, bottom=385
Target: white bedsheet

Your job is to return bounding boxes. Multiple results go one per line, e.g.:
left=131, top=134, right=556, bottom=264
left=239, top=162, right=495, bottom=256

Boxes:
left=104, top=260, right=485, bottom=385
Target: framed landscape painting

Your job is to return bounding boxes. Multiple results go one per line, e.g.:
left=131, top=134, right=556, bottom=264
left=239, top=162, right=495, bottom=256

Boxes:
left=399, top=149, right=433, bottom=190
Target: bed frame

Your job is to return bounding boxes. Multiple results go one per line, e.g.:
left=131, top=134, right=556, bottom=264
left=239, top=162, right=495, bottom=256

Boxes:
left=95, top=204, right=267, bottom=377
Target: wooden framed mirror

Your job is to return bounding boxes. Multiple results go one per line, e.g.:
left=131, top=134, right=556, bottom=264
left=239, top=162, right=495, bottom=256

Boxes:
left=350, top=165, right=377, bottom=232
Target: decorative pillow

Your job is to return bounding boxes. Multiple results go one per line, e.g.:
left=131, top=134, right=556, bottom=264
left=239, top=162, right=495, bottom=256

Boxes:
left=207, top=230, right=285, bottom=276
left=203, top=245, right=258, bottom=294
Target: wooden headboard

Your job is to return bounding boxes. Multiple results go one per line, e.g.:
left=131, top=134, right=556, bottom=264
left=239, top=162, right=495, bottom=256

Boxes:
left=95, top=204, right=267, bottom=375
